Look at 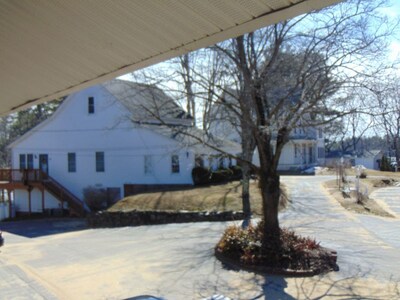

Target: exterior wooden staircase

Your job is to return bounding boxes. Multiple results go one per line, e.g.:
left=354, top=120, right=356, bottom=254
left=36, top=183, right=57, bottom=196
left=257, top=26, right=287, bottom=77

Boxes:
left=42, top=176, right=88, bottom=216
left=0, top=169, right=89, bottom=217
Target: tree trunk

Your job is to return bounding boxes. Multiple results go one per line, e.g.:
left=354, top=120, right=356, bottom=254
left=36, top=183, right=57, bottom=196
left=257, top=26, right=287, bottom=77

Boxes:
left=241, top=162, right=252, bottom=228
left=240, top=120, right=256, bottom=228
left=259, top=169, right=281, bottom=247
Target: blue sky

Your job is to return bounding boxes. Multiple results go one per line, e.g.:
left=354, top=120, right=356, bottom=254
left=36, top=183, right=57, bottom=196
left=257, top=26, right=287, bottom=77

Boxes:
left=382, top=1, right=400, bottom=60
left=120, top=0, right=400, bottom=80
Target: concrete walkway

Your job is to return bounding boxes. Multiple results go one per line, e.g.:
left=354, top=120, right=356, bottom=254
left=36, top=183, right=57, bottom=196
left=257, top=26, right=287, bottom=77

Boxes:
left=371, top=186, right=400, bottom=217
left=282, top=176, right=400, bottom=282
left=0, top=176, right=399, bottom=299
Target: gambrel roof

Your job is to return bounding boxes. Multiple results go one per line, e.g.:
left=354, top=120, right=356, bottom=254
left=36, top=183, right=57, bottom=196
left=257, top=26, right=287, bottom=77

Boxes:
left=103, top=80, right=193, bottom=126
left=9, top=80, right=240, bottom=156
left=104, top=80, right=240, bottom=154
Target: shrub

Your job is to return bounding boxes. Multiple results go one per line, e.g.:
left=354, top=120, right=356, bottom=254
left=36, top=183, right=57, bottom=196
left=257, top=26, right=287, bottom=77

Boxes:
left=83, top=186, right=108, bottom=211
left=192, top=166, right=242, bottom=185
left=359, top=171, right=367, bottom=179
left=210, top=168, right=233, bottom=184
left=192, top=167, right=211, bottom=185
left=380, top=155, right=392, bottom=172
left=216, top=223, right=262, bottom=263
left=229, top=165, right=243, bottom=180
left=216, top=222, right=323, bottom=269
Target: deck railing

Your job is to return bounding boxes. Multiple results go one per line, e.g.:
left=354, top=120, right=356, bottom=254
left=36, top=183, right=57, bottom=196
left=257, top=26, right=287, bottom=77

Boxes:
left=0, top=168, right=88, bottom=216
left=0, top=169, right=46, bottom=183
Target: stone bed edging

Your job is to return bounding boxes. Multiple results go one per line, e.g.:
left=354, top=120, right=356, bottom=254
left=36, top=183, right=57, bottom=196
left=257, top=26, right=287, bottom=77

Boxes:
left=86, top=210, right=245, bottom=228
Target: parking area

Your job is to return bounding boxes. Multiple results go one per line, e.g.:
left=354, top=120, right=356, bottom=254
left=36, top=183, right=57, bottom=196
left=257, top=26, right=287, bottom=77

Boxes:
left=1, top=176, right=400, bottom=299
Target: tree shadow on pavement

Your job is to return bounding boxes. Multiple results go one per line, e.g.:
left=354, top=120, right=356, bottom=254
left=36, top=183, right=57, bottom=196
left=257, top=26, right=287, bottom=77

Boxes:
left=160, top=241, right=400, bottom=300
left=197, top=266, right=400, bottom=300
left=0, top=218, right=87, bottom=238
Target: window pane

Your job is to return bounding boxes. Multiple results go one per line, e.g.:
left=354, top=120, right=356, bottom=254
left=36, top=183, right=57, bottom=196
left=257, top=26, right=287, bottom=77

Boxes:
left=195, top=155, right=204, bottom=167
left=96, top=152, right=105, bottom=172
left=19, top=154, right=26, bottom=170
left=171, top=154, right=180, bottom=173
left=88, top=97, right=95, bottom=114
left=68, top=153, right=76, bottom=172
left=318, top=147, right=325, bottom=158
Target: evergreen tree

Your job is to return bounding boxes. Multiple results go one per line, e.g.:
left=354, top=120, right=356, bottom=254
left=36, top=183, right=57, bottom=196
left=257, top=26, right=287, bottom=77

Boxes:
left=380, top=155, right=392, bottom=171
left=0, top=99, right=63, bottom=167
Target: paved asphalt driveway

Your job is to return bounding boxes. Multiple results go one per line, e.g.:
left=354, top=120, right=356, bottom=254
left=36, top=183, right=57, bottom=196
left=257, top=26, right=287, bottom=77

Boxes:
left=1, top=176, right=400, bottom=299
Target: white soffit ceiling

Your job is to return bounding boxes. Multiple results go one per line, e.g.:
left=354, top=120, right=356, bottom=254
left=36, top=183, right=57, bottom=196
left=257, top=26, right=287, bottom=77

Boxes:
left=0, top=0, right=341, bottom=114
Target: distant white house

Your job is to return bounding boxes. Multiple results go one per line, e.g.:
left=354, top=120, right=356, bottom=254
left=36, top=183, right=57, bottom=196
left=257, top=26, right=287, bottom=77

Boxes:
left=1, top=80, right=240, bottom=217
left=355, top=150, right=383, bottom=170
left=208, top=92, right=325, bottom=171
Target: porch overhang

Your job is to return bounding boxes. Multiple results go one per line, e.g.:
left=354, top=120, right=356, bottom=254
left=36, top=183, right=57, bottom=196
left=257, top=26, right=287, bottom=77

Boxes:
left=0, top=0, right=341, bottom=115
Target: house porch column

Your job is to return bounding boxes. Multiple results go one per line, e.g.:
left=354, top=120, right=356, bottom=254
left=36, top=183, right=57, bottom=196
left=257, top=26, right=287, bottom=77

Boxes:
left=7, top=190, right=12, bottom=218
left=41, top=188, right=45, bottom=213
left=28, top=188, right=32, bottom=215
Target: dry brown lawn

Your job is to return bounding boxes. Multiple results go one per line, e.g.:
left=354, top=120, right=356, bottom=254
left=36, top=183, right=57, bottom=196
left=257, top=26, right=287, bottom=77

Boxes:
left=323, top=168, right=399, bottom=218
left=320, top=167, right=400, bottom=178
left=109, top=181, right=288, bottom=216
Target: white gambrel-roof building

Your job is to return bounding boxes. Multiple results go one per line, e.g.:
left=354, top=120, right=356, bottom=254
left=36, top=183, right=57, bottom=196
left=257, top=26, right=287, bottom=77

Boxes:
left=2, top=80, right=240, bottom=217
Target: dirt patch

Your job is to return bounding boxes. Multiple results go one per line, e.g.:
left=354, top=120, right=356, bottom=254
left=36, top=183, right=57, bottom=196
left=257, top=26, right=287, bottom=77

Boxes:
left=323, top=179, right=395, bottom=218
left=370, top=178, right=399, bottom=188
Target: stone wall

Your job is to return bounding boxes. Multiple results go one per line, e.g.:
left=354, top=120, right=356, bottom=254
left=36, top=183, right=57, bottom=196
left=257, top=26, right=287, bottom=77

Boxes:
left=87, top=210, right=244, bottom=228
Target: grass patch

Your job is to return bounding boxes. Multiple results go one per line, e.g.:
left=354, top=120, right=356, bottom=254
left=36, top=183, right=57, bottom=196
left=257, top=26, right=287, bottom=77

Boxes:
left=108, top=181, right=288, bottom=215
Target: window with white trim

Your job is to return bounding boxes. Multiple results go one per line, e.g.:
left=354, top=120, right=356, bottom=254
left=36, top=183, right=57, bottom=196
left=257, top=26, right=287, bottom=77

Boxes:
left=68, top=153, right=76, bottom=172
left=88, top=97, right=95, bottom=114
left=96, top=152, right=105, bottom=172
left=171, top=154, right=180, bottom=173
left=19, top=154, right=34, bottom=169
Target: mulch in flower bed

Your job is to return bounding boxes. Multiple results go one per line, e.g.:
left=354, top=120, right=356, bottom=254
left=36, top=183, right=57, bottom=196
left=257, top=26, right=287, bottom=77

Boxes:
left=215, top=222, right=338, bottom=276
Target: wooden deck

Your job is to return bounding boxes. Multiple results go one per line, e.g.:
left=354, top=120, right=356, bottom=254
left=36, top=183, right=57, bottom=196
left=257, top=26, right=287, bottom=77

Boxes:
left=0, top=169, right=88, bottom=217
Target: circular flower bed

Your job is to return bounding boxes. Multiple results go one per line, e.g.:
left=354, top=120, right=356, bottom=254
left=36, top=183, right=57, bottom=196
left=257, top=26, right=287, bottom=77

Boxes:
left=215, top=222, right=338, bottom=276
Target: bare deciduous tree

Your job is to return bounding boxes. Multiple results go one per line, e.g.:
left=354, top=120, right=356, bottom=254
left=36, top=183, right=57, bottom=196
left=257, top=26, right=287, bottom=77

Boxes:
left=207, top=0, right=396, bottom=243
left=371, top=77, right=400, bottom=165
left=125, top=0, right=397, bottom=250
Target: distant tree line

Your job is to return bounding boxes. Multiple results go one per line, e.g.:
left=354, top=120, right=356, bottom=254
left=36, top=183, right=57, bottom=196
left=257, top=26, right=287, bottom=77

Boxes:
left=0, top=99, right=62, bottom=167
left=325, top=135, right=390, bottom=157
